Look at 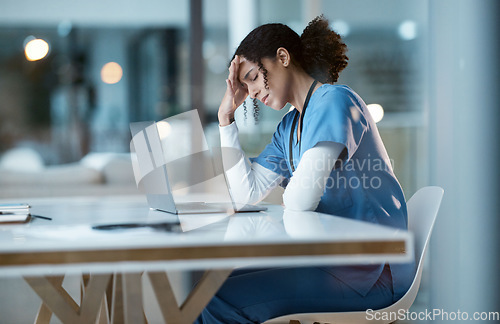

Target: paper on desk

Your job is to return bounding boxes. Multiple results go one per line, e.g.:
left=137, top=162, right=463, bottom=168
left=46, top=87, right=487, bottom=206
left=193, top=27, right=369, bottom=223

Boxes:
left=13, top=224, right=160, bottom=241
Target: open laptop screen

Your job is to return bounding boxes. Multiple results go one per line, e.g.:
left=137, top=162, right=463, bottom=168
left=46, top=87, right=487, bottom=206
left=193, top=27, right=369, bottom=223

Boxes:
left=130, top=110, right=236, bottom=214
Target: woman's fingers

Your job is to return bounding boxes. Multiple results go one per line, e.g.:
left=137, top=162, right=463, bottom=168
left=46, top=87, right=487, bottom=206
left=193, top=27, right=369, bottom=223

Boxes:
left=228, top=59, right=235, bottom=77
left=229, top=56, right=244, bottom=89
left=227, top=64, right=244, bottom=94
left=218, top=56, right=247, bottom=124
left=227, top=78, right=237, bottom=96
left=228, top=79, right=235, bottom=96
left=222, top=55, right=248, bottom=111
left=232, top=55, right=240, bottom=79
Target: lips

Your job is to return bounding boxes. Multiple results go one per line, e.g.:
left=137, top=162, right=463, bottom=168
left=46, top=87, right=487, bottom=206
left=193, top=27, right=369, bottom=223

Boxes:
left=262, top=94, right=269, bottom=106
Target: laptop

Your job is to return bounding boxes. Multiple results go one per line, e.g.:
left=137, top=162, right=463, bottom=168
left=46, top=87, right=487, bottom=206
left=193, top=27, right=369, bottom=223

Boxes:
left=130, top=111, right=267, bottom=215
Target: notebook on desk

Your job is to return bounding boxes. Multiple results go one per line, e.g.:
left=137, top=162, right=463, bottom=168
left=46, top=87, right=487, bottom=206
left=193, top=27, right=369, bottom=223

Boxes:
left=129, top=110, right=266, bottom=215
left=0, top=203, right=31, bottom=223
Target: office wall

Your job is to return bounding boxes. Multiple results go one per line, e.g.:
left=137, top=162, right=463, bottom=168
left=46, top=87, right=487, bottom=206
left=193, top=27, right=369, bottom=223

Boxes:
left=0, top=0, right=188, bottom=27
left=428, top=0, right=500, bottom=322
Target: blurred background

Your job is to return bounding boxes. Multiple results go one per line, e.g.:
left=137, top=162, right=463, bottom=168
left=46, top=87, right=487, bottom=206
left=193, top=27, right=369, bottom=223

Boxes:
left=0, top=0, right=498, bottom=323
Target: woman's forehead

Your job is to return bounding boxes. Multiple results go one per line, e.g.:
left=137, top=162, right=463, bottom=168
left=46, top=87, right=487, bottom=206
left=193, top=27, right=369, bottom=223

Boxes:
left=238, top=59, right=258, bottom=80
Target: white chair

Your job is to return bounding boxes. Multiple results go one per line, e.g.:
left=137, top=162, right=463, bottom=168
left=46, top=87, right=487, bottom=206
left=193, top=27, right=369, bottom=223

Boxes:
left=264, top=186, right=444, bottom=324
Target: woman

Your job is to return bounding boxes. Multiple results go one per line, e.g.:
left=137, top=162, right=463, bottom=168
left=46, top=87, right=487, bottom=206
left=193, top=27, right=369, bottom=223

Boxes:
left=196, top=16, right=414, bottom=323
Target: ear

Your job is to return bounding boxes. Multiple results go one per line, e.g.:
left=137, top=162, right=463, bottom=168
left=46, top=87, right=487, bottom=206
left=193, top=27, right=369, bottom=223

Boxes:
left=276, top=47, right=291, bottom=67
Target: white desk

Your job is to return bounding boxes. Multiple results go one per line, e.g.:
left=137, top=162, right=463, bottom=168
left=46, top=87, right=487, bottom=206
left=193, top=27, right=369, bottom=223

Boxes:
left=0, top=195, right=413, bottom=324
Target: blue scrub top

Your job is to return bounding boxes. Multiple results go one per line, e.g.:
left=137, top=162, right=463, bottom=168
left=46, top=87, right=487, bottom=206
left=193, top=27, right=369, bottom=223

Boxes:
left=251, top=84, right=413, bottom=297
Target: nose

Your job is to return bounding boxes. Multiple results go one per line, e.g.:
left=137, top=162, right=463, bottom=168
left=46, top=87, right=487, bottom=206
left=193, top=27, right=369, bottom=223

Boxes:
left=248, top=85, right=260, bottom=99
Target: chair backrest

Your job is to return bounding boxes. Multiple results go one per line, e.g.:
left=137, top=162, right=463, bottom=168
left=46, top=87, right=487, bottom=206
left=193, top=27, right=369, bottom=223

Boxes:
left=407, top=186, right=444, bottom=266
left=369, top=186, right=444, bottom=316
left=262, top=186, right=444, bottom=324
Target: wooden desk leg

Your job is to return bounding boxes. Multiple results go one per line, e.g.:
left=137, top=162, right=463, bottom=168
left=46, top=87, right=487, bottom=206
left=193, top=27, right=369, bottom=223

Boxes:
left=147, top=272, right=182, bottom=322
left=148, top=269, right=233, bottom=324
left=79, top=274, right=113, bottom=323
left=34, top=276, right=65, bottom=324
left=105, top=275, right=114, bottom=320
left=25, top=274, right=111, bottom=324
left=110, top=274, right=124, bottom=324
left=96, top=295, right=110, bottom=324
left=80, top=274, right=111, bottom=324
left=81, top=274, right=90, bottom=302
left=109, top=273, right=148, bottom=324
left=122, top=273, right=146, bottom=324
left=34, top=304, right=54, bottom=324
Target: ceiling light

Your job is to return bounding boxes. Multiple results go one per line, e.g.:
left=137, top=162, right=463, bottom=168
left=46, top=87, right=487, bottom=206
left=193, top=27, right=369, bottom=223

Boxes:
left=25, top=38, right=50, bottom=61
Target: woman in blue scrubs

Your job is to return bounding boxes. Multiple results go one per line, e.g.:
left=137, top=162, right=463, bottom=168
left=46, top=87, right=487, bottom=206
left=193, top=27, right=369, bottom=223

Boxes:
left=196, top=15, right=414, bottom=323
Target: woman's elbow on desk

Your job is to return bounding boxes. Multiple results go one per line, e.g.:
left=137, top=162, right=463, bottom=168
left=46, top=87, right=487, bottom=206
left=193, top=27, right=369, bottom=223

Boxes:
left=282, top=188, right=320, bottom=211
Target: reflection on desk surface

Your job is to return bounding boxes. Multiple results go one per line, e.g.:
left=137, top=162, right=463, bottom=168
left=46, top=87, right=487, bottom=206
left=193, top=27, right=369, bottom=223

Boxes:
left=0, top=195, right=408, bottom=249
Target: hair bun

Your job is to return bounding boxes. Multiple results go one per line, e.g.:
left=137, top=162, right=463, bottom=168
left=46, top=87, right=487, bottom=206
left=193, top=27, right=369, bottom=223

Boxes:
left=300, top=15, right=348, bottom=83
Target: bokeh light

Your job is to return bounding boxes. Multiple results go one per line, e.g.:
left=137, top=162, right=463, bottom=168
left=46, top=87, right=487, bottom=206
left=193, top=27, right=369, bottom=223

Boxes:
left=398, top=20, right=418, bottom=40
left=331, top=20, right=350, bottom=37
left=24, top=38, right=49, bottom=61
left=100, top=62, right=123, bottom=84
left=156, top=121, right=172, bottom=140
left=367, top=104, right=385, bottom=123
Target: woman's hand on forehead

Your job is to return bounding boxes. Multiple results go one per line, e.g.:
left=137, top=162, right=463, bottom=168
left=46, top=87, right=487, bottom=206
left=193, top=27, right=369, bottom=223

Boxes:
left=231, top=55, right=247, bottom=88
left=228, top=55, right=247, bottom=93
left=217, top=55, right=250, bottom=125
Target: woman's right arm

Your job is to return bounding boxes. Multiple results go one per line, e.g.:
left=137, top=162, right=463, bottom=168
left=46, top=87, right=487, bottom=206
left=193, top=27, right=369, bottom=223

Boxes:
left=219, top=122, right=284, bottom=205
left=218, top=56, right=284, bottom=205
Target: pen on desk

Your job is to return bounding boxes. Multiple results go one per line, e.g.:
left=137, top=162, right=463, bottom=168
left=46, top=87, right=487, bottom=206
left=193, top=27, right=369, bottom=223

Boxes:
left=30, top=214, right=52, bottom=221
left=0, top=211, right=27, bottom=215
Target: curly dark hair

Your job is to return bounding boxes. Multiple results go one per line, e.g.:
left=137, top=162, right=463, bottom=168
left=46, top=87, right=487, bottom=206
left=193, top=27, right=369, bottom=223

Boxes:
left=232, top=15, right=348, bottom=121
left=242, top=98, right=260, bottom=125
